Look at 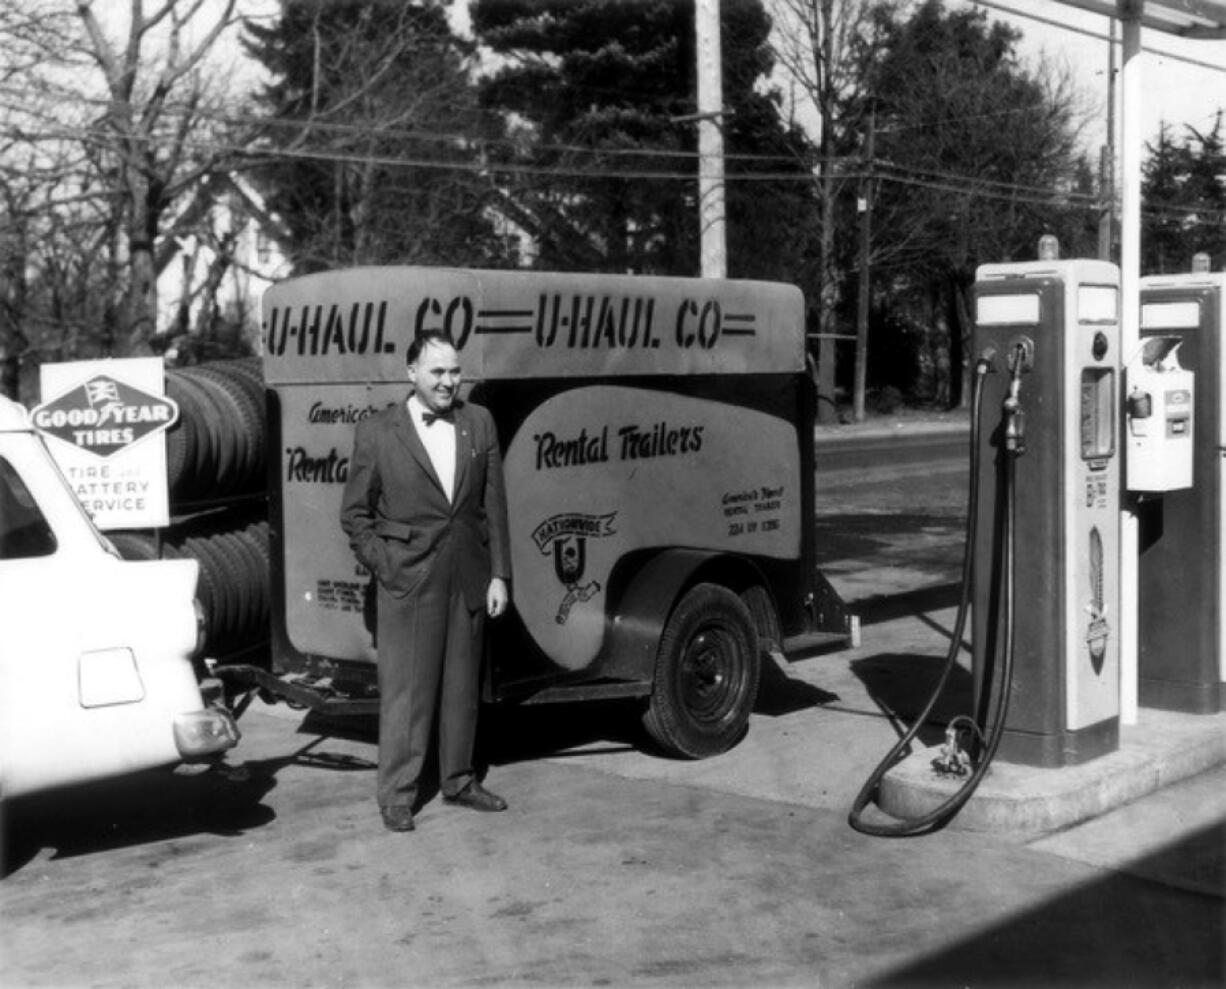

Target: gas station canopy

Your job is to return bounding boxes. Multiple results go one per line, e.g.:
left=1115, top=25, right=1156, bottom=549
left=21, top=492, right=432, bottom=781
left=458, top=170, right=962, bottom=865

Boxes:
left=1058, top=0, right=1226, bottom=38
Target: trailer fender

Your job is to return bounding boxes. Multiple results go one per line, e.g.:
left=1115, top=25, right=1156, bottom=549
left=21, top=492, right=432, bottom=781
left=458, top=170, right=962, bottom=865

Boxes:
left=598, top=549, right=776, bottom=682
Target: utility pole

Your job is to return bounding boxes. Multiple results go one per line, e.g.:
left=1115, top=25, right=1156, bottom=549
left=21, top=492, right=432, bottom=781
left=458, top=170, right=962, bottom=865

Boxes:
left=695, top=0, right=726, bottom=279
left=853, top=109, right=875, bottom=423
left=814, top=0, right=839, bottom=424
left=1098, top=18, right=1117, bottom=261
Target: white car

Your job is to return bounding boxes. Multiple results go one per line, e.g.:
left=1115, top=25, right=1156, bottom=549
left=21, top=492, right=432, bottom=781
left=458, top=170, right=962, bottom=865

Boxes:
left=0, top=394, right=238, bottom=799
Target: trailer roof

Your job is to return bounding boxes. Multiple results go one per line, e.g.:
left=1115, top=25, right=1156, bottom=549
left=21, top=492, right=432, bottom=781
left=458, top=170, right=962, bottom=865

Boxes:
left=261, top=267, right=807, bottom=386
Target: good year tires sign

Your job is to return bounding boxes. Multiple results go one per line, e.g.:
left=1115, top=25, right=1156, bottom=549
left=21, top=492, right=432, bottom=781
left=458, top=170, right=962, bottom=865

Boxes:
left=32, top=359, right=178, bottom=529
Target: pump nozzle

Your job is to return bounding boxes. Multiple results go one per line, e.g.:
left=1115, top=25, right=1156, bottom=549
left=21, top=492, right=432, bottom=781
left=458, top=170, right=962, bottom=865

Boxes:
left=1003, top=341, right=1029, bottom=456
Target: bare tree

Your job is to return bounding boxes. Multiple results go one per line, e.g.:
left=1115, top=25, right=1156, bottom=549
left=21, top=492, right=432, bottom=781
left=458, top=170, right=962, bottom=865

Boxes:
left=0, top=0, right=256, bottom=396
left=0, top=3, right=96, bottom=397
left=768, top=0, right=870, bottom=422
left=852, top=2, right=1095, bottom=408
left=72, top=0, right=241, bottom=352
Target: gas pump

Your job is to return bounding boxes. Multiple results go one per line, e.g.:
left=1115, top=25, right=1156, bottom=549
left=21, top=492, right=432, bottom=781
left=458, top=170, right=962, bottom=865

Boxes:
left=848, top=245, right=1123, bottom=836
left=971, top=254, right=1122, bottom=767
left=1135, top=261, right=1218, bottom=712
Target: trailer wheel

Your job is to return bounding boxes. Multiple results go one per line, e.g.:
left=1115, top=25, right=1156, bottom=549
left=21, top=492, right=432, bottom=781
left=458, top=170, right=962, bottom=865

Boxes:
left=643, top=583, right=761, bottom=759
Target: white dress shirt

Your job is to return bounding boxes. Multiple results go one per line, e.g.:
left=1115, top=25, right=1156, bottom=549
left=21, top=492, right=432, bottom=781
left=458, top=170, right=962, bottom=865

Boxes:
left=407, top=394, right=456, bottom=502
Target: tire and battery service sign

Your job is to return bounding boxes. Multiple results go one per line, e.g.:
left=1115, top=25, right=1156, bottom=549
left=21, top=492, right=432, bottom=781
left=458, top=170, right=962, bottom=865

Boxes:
left=32, top=358, right=178, bottom=530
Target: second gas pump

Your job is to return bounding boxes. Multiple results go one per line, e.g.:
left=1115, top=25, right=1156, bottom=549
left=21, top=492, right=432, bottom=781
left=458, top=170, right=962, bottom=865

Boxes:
left=1134, top=261, right=1217, bottom=712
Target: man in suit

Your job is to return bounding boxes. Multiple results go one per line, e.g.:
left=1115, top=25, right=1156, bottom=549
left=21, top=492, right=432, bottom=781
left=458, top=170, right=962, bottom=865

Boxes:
left=340, top=328, right=511, bottom=832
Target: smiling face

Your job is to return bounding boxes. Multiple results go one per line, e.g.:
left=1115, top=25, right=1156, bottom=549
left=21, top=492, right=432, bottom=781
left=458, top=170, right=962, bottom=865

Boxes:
left=407, top=339, right=462, bottom=414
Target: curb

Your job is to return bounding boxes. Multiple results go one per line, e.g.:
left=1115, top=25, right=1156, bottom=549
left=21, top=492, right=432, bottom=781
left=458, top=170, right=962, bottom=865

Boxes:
left=877, top=708, right=1226, bottom=837
left=813, top=419, right=970, bottom=444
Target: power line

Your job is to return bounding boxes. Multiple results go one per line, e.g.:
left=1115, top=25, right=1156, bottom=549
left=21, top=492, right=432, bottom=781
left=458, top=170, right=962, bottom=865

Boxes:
left=0, top=90, right=1116, bottom=205
left=0, top=44, right=1164, bottom=173
left=967, top=0, right=1226, bottom=75
left=1, top=80, right=1076, bottom=170
left=0, top=53, right=1218, bottom=216
left=6, top=105, right=1209, bottom=222
left=0, top=108, right=1122, bottom=212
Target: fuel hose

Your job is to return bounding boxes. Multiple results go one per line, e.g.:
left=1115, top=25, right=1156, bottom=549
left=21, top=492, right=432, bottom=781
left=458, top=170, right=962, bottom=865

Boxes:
left=848, top=349, right=1023, bottom=837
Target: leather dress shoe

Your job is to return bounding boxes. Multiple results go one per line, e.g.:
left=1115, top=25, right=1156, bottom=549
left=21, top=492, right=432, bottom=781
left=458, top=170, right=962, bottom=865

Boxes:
left=380, top=806, right=416, bottom=832
left=444, top=780, right=508, bottom=812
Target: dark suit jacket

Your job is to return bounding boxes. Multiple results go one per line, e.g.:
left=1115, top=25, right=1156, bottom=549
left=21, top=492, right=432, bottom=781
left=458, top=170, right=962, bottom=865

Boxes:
left=340, top=398, right=511, bottom=612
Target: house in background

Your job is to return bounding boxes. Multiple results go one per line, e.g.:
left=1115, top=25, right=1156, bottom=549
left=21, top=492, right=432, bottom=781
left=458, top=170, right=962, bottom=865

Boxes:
left=154, top=172, right=292, bottom=364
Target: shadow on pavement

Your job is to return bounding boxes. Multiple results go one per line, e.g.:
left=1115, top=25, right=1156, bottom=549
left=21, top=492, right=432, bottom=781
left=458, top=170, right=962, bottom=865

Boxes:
left=851, top=652, right=976, bottom=749
left=757, top=655, right=839, bottom=715
left=871, top=821, right=1226, bottom=988
left=1, top=762, right=275, bottom=878
left=478, top=654, right=839, bottom=764
left=854, top=581, right=964, bottom=626
left=483, top=698, right=647, bottom=765
left=0, top=736, right=371, bottom=878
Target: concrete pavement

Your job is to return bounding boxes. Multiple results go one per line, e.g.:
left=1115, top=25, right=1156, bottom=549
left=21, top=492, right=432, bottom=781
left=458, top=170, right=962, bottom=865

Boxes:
left=4, top=644, right=1221, bottom=987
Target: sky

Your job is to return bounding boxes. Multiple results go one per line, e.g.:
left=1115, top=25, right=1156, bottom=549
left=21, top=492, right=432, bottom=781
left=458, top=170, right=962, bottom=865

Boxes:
left=954, top=0, right=1226, bottom=152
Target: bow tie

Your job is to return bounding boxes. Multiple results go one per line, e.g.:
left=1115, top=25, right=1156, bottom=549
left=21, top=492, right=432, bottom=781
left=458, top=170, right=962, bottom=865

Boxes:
left=421, top=408, right=455, bottom=426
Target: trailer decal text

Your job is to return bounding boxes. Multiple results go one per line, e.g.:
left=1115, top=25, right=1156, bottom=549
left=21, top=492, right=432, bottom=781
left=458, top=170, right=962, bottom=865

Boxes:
left=531, top=512, right=618, bottom=625
left=265, top=293, right=761, bottom=359
left=722, top=485, right=786, bottom=538
left=534, top=421, right=704, bottom=470
left=285, top=445, right=350, bottom=484
left=307, top=401, right=389, bottom=424
left=265, top=301, right=393, bottom=357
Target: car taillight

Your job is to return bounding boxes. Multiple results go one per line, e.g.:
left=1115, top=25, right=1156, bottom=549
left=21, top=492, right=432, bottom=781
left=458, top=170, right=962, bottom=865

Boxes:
left=173, top=709, right=240, bottom=758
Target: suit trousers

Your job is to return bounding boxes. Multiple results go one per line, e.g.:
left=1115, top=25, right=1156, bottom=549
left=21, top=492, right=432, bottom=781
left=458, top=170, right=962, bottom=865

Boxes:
left=375, top=567, right=483, bottom=810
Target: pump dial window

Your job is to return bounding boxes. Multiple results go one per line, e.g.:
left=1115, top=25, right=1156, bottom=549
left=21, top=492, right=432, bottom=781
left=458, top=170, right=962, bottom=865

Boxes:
left=976, top=293, right=1039, bottom=326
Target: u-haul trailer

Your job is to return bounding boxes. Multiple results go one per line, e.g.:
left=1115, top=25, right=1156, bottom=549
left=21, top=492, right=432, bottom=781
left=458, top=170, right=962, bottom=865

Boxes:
left=230, top=267, right=854, bottom=758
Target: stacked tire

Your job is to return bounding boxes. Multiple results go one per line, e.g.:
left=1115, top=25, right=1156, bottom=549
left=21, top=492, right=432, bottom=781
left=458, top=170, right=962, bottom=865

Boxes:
left=109, top=358, right=271, bottom=663
left=107, top=514, right=270, bottom=661
left=164, top=359, right=266, bottom=503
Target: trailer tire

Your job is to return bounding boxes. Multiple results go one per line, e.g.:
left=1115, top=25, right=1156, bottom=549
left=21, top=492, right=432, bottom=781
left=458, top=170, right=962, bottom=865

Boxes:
left=643, top=582, right=761, bottom=759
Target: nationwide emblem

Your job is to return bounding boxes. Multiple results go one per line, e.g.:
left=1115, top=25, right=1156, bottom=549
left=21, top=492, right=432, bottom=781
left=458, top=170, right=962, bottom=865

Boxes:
left=30, top=374, right=179, bottom=458
left=531, top=511, right=617, bottom=624
left=1085, top=525, right=1109, bottom=674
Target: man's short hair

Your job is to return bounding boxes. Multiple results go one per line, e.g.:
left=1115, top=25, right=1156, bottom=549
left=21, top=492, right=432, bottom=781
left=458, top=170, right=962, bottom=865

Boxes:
left=406, top=328, right=456, bottom=366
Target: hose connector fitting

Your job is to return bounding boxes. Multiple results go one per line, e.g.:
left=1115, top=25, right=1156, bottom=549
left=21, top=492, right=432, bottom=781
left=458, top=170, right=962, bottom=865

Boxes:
left=1003, top=341, right=1029, bottom=457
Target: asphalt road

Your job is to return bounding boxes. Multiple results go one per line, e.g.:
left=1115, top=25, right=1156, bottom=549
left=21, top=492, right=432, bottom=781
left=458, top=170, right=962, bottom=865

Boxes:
left=814, top=427, right=969, bottom=607
left=816, top=430, right=968, bottom=475
left=2, top=428, right=1222, bottom=989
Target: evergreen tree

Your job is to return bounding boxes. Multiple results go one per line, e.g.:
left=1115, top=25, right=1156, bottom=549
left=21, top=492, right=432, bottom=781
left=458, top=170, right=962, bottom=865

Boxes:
left=471, top=0, right=816, bottom=278
left=1142, top=123, right=1192, bottom=275
left=244, top=0, right=515, bottom=273
left=1186, top=114, right=1226, bottom=267
left=842, top=0, right=1094, bottom=406
left=1180, top=113, right=1226, bottom=269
